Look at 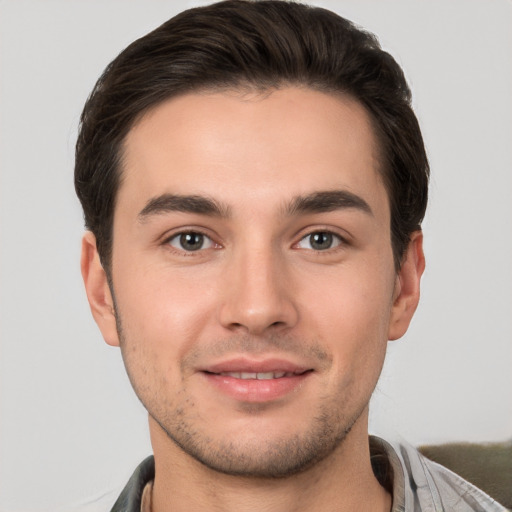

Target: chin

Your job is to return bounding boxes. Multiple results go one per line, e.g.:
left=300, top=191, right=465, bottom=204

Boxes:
left=154, top=403, right=361, bottom=479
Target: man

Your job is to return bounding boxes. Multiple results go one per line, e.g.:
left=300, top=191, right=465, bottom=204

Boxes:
left=75, top=1, right=506, bottom=511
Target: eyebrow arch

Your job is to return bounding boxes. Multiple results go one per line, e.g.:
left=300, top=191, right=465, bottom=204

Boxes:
left=138, top=194, right=231, bottom=222
left=286, top=190, right=373, bottom=217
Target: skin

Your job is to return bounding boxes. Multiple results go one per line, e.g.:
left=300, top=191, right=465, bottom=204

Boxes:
left=81, top=87, right=424, bottom=511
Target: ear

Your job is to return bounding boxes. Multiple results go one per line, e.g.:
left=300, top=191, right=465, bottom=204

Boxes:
left=80, top=231, right=120, bottom=347
left=388, top=231, right=425, bottom=341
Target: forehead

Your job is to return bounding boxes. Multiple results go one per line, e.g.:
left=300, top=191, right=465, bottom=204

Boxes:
left=119, top=87, right=388, bottom=220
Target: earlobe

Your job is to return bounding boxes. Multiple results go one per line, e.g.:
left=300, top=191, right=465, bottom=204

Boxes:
left=80, top=232, right=120, bottom=347
left=388, top=231, right=425, bottom=341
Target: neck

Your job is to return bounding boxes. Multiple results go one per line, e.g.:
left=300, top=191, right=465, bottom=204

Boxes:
left=148, top=413, right=391, bottom=512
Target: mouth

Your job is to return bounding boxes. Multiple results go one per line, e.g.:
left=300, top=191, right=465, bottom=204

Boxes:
left=200, top=358, right=314, bottom=402
left=211, top=370, right=306, bottom=380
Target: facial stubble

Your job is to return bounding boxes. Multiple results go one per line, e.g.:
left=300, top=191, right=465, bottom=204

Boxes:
left=114, top=306, right=374, bottom=479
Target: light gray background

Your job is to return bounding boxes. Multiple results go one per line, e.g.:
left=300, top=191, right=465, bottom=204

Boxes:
left=1, top=1, right=511, bottom=511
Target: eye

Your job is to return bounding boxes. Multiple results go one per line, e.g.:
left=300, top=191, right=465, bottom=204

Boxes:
left=296, top=231, right=344, bottom=251
left=167, top=231, right=215, bottom=252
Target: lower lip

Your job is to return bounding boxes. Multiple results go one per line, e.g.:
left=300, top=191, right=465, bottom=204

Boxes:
left=202, top=372, right=311, bottom=402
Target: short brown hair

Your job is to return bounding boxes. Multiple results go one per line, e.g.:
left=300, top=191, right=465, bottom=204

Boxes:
left=75, top=0, right=429, bottom=272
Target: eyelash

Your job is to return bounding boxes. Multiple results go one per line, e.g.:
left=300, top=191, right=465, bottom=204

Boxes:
left=164, top=230, right=219, bottom=254
left=163, top=228, right=348, bottom=255
left=295, top=230, right=347, bottom=252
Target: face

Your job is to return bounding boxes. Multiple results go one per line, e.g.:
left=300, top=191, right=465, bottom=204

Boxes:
left=82, top=87, right=423, bottom=478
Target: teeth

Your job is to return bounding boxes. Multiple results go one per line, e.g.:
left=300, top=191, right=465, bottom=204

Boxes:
left=219, top=371, right=290, bottom=380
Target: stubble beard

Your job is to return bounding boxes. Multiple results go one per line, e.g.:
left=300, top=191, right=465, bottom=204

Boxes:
left=114, top=308, right=371, bottom=479
left=150, top=396, right=364, bottom=479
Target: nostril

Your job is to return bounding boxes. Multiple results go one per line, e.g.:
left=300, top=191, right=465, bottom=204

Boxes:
left=218, top=291, right=299, bottom=335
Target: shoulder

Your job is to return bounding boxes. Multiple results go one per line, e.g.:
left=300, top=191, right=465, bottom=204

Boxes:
left=371, top=436, right=508, bottom=512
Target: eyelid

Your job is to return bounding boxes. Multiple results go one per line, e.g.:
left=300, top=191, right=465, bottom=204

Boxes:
left=161, top=227, right=221, bottom=253
left=293, top=227, right=350, bottom=251
left=169, top=233, right=214, bottom=250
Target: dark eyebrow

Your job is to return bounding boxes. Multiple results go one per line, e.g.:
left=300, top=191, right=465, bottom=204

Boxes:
left=138, top=194, right=231, bottom=221
left=286, top=190, right=373, bottom=216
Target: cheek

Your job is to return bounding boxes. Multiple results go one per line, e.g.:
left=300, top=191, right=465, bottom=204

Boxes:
left=304, top=261, right=394, bottom=334
left=301, top=259, right=394, bottom=373
left=319, top=293, right=390, bottom=413
left=112, top=262, right=220, bottom=364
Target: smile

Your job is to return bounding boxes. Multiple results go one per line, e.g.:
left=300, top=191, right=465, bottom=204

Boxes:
left=201, top=361, right=313, bottom=402
left=216, top=371, right=300, bottom=380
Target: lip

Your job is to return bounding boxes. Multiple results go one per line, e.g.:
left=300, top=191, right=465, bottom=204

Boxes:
left=200, top=357, right=313, bottom=403
left=203, top=357, right=311, bottom=375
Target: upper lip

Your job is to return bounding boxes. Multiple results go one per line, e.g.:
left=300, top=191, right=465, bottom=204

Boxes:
left=201, top=357, right=312, bottom=375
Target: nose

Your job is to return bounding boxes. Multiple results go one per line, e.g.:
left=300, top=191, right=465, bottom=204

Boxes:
left=218, top=245, right=299, bottom=336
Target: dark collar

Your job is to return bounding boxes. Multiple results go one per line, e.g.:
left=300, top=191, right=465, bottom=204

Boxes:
left=110, top=456, right=155, bottom=512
